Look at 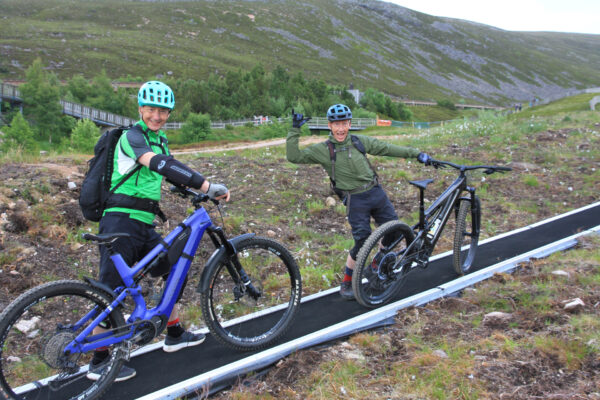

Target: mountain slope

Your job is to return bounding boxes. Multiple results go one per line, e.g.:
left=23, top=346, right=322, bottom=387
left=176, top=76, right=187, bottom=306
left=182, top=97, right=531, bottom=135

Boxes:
left=1, top=0, right=599, bottom=104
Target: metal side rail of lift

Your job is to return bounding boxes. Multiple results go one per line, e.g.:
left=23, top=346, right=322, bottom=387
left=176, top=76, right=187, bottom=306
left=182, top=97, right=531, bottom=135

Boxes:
left=15, top=202, right=600, bottom=399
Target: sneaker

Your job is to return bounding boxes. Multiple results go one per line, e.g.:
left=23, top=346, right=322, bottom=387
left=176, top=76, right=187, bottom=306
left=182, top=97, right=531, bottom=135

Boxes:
left=339, top=281, right=355, bottom=300
left=163, top=331, right=206, bottom=353
left=87, top=358, right=136, bottom=382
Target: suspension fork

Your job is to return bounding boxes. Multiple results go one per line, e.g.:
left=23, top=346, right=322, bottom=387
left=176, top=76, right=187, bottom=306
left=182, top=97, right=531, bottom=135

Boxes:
left=206, top=227, right=261, bottom=300
left=468, top=187, right=481, bottom=237
left=458, top=187, right=480, bottom=235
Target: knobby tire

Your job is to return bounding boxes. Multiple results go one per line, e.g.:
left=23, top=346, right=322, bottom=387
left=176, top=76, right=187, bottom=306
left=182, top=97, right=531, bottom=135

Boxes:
left=453, top=197, right=481, bottom=275
left=201, top=237, right=301, bottom=351
left=0, top=280, right=126, bottom=400
left=353, top=221, right=415, bottom=308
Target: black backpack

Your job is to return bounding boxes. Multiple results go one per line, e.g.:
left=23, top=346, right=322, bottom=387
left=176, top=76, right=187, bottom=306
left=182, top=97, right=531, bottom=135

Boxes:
left=79, top=125, right=142, bottom=222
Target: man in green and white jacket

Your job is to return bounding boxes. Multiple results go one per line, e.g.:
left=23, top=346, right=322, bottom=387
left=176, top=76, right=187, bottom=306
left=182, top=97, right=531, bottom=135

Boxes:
left=88, top=81, right=230, bottom=382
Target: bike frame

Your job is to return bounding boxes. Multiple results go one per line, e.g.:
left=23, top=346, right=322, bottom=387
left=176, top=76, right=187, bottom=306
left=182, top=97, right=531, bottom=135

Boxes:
left=393, top=168, right=477, bottom=269
left=64, top=205, right=216, bottom=355
left=420, top=170, right=474, bottom=248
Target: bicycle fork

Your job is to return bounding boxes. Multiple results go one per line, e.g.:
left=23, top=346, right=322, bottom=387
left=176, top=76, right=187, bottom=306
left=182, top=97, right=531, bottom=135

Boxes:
left=459, top=186, right=481, bottom=239
left=205, top=227, right=261, bottom=300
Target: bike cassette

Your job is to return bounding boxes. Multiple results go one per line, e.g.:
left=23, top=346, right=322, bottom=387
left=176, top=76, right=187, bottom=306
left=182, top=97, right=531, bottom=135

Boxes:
left=377, top=252, right=398, bottom=277
left=42, top=330, right=79, bottom=370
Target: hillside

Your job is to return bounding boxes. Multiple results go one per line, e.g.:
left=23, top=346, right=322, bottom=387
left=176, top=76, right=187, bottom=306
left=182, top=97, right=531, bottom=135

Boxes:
left=1, top=0, right=599, bottom=105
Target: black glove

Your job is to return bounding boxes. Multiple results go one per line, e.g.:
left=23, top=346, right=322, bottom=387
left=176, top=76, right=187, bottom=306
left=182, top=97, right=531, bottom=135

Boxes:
left=417, top=152, right=431, bottom=165
left=292, top=108, right=311, bottom=128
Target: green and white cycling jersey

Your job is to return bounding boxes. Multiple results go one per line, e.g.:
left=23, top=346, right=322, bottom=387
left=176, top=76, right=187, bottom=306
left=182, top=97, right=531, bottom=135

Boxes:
left=103, top=120, right=169, bottom=224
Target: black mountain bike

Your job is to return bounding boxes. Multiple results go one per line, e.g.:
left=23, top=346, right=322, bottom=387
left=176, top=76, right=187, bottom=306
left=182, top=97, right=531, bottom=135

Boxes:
left=0, top=186, right=301, bottom=400
left=352, top=158, right=511, bottom=308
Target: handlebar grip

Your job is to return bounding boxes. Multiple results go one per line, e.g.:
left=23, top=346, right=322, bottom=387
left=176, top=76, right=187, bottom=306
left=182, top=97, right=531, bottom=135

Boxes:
left=495, top=166, right=512, bottom=171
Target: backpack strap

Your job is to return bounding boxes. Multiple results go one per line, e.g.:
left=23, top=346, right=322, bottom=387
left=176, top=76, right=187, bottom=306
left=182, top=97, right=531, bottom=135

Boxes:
left=350, top=135, right=378, bottom=182
left=326, top=140, right=337, bottom=187
left=138, top=124, right=168, bottom=155
left=109, top=124, right=144, bottom=194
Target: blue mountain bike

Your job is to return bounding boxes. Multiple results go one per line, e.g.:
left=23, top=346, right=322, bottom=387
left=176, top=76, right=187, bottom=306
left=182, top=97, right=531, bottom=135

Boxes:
left=0, top=186, right=301, bottom=400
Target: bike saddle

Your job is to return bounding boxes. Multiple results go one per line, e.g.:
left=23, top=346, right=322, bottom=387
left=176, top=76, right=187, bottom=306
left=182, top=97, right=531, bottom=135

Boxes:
left=408, top=179, right=434, bottom=190
left=82, top=232, right=131, bottom=244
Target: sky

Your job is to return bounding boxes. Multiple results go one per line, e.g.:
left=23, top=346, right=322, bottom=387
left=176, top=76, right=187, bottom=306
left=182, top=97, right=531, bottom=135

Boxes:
left=385, top=0, right=600, bottom=35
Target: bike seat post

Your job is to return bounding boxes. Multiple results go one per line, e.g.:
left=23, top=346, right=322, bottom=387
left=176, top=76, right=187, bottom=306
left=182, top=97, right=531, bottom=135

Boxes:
left=418, top=186, right=426, bottom=230
left=103, top=241, right=116, bottom=255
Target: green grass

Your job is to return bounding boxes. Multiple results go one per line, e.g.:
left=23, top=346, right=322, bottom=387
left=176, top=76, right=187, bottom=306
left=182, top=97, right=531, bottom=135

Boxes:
left=513, top=93, right=599, bottom=118
left=407, top=104, right=466, bottom=122
left=522, top=174, right=539, bottom=187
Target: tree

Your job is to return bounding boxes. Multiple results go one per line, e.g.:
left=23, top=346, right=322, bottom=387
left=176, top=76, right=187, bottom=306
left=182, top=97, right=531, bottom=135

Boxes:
left=181, top=113, right=211, bottom=143
left=67, top=74, right=92, bottom=103
left=19, top=59, right=66, bottom=144
left=69, top=119, right=100, bottom=152
left=1, top=112, right=38, bottom=154
left=396, top=102, right=413, bottom=121
left=436, top=99, right=457, bottom=111
left=89, top=70, right=137, bottom=117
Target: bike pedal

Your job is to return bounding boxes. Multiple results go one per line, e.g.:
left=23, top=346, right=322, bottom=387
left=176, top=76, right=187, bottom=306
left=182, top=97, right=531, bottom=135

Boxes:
left=118, top=342, right=132, bottom=362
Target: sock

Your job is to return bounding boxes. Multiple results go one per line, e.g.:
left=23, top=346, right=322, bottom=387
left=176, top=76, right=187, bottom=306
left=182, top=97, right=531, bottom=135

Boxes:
left=167, top=318, right=185, bottom=338
left=343, top=266, right=353, bottom=282
left=91, top=348, right=109, bottom=365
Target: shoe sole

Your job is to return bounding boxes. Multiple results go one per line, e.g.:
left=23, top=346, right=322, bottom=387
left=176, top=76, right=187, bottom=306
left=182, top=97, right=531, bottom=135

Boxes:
left=162, top=335, right=206, bottom=353
left=86, top=369, right=136, bottom=382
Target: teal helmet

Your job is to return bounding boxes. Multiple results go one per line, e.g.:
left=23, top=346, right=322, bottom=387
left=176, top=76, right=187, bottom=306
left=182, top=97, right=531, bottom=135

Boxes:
left=327, top=104, right=352, bottom=121
left=138, top=81, right=175, bottom=110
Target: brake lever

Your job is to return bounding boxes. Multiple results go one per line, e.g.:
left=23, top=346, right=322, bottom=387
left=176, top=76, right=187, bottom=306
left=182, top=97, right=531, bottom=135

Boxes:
left=169, top=184, right=188, bottom=197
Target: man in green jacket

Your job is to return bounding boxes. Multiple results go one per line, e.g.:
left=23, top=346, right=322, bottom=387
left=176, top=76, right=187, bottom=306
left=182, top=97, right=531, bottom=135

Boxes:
left=286, top=104, right=430, bottom=300
left=87, top=81, right=230, bottom=382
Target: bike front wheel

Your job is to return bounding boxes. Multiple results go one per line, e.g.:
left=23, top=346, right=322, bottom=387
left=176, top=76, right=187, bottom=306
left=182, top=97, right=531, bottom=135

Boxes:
left=453, top=196, right=481, bottom=275
left=201, top=236, right=301, bottom=351
left=353, top=221, right=415, bottom=308
left=0, top=280, right=126, bottom=400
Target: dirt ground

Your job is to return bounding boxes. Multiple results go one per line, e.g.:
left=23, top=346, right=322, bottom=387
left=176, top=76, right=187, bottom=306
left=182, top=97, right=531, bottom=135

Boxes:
left=0, top=127, right=599, bottom=398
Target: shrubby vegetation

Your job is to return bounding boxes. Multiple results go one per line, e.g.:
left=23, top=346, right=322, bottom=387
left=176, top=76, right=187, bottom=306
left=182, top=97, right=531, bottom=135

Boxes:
left=180, top=113, right=212, bottom=143
left=0, top=113, right=38, bottom=154
left=66, top=119, right=100, bottom=153
left=1, top=59, right=445, bottom=155
left=19, top=59, right=75, bottom=145
left=64, top=71, right=137, bottom=118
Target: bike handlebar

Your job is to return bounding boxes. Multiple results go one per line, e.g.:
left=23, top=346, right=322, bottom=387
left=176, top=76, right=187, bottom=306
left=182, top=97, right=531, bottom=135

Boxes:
left=428, top=159, right=512, bottom=174
left=169, top=184, right=220, bottom=206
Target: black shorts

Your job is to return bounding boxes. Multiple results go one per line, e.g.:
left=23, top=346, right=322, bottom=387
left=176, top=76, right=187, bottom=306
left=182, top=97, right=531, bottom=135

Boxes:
left=347, top=185, right=398, bottom=259
left=98, top=212, right=164, bottom=289
left=98, top=212, right=188, bottom=304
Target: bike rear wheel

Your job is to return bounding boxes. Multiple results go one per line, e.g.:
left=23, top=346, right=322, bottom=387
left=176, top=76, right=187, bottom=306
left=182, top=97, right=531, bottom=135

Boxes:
left=453, top=196, right=481, bottom=275
left=0, top=280, right=126, bottom=400
left=201, top=237, right=301, bottom=351
left=353, top=221, right=415, bottom=308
